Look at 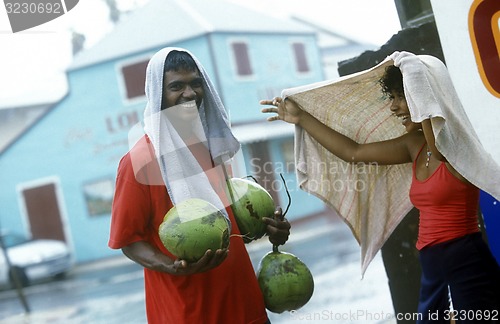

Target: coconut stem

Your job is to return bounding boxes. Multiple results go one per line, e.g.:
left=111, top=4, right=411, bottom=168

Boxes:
left=272, top=206, right=284, bottom=253
left=221, top=164, right=237, bottom=205
left=244, top=175, right=259, bottom=184
left=279, top=173, right=291, bottom=217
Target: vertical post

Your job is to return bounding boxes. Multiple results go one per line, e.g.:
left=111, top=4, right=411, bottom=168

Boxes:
left=0, top=222, right=30, bottom=313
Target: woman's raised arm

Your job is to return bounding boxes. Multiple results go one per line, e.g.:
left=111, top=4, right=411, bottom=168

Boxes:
left=261, top=97, right=417, bottom=166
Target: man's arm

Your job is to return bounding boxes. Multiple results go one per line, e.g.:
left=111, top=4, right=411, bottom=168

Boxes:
left=122, top=241, right=175, bottom=272
left=122, top=241, right=228, bottom=275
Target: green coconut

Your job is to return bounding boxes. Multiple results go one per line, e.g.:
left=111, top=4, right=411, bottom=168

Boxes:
left=256, top=250, right=314, bottom=313
left=226, top=178, right=275, bottom=243
left=158, top=198, right=230, bottom=262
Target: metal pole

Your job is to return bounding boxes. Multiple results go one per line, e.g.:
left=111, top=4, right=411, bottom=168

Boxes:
left=0, top=221, right=30, bottom=313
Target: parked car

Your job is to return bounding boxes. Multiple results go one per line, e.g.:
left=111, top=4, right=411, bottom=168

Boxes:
left=0, top=232, right=73, bottom=288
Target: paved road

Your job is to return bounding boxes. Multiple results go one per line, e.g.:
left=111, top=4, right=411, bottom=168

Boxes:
left=0, top=213, right=396, bottom=324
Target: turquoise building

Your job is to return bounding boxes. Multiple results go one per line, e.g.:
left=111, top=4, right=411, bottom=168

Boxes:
left=0, top=0, right=329, bottom=263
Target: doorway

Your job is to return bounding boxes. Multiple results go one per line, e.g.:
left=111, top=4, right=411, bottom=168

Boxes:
left=18, top=177, right=68, bottom=243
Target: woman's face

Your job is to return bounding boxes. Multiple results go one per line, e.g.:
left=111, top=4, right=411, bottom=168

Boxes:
left=389, top=91, right=421, bottom=133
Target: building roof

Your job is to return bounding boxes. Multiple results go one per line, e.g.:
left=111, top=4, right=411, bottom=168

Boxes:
left=69, top=0, right=315, bottom=70
left=291, top=16, right=372, bottom=49
left=0, top=103, right=57, bottom=154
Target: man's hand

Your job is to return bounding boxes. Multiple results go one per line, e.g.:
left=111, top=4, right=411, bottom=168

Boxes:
left=263, top=207, right=290, bottom=246
left=170, top=248, right=228, bottom=275
left=122, top=241, right=228, bottom=276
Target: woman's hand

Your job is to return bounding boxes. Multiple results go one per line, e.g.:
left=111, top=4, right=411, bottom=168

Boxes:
left=260, top=97, right=302, bottom=125
left=263, top=207, right=290, bottom=246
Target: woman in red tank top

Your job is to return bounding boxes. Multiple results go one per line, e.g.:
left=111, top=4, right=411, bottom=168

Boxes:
left=262, top=60, right=500, bottom=322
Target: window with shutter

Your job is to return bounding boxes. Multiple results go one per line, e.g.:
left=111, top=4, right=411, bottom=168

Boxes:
left=232, top=42, right=253, bottom=76
left=292, top=42, right=310, bottom=73
left=121, top=60, right=149, bottom=100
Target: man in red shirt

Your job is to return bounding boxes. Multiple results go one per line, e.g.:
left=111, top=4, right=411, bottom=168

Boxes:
left=109, top=47, right=290, bottom=323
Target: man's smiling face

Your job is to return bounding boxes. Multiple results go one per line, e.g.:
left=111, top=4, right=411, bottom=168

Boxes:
left=162, top=68, right=204, bottom=109
left=161, top=68, right=204, bottom=122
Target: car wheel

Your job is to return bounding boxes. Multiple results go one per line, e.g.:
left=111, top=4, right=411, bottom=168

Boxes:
left=9, top=267, right=29, bottom=287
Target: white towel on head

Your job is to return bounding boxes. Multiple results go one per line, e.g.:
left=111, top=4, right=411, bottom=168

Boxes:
left=283, top=51, right=500, bottom=275
left=141, top=47, right=240, bottom=218
left=392, top=51, right=500, bottom=201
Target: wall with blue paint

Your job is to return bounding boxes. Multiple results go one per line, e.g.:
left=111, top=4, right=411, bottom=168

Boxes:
left=236, top=137, right=325, bottom=222
left=210, top=33, right=323, bottom=123
left=267, top=137, right=326, bottom=220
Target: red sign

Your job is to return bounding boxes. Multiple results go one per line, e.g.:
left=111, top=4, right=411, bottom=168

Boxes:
left=469, top=0, right=500, bottom=98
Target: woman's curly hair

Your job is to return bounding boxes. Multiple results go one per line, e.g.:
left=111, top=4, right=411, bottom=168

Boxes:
left=379, top=65, right=404, bottom=99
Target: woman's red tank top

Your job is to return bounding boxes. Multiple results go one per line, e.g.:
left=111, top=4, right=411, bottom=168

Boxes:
left=409, top=145, right=480, bottom=250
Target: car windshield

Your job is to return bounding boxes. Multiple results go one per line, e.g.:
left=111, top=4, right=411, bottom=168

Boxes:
left=0, top=233, right=28, bottom=248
